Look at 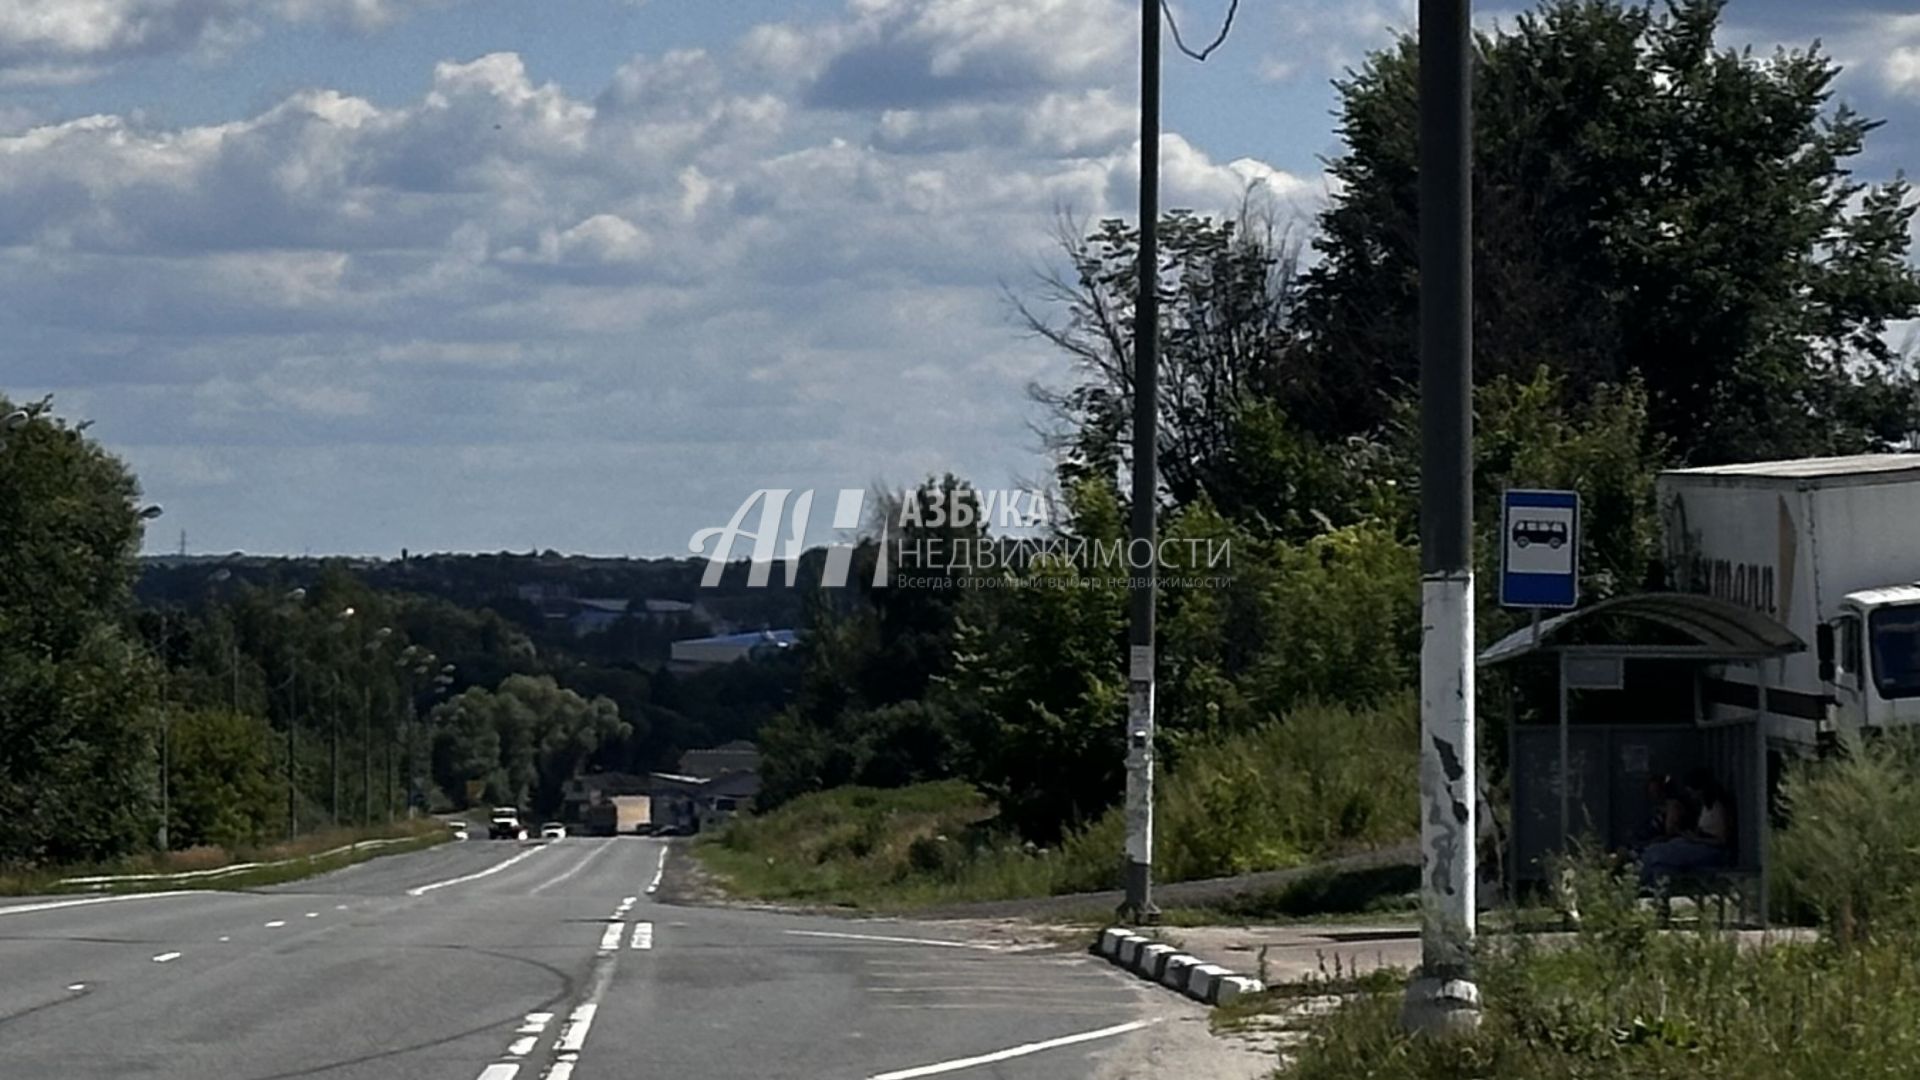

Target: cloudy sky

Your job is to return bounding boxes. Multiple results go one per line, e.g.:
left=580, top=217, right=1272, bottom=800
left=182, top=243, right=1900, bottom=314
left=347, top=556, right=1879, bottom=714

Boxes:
left=3, top=0, right=1917, bottom=557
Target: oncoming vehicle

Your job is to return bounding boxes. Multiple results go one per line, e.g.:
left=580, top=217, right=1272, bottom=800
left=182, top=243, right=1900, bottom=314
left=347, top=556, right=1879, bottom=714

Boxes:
left=488, top=807, right=526, bottom=841
left=540, top=822, right=566, bottom=841
left=450, top=821, right=470, bottom=842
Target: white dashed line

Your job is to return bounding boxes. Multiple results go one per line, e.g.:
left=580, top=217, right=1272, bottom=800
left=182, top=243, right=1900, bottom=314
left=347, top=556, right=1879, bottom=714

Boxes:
left=644, top=847, right=666, bottom=894
left=152, top=952, right=181, bottom=963
left=218, top=936, right=230, bottom=943
left=475, top=1065, right=519, bottom=1080
left=66, top=983, right=85, bottom=992
left=783, top=929, right=999, bottom=951
left=597, top=923, right=623, bottom=953
left=629, top=922, right=653, bottom=950
left=516, top=1013, right=552, bottom=1035
left=506, top=1036, right=537, bottom=1057
left=0, top=892, right=196, bottom=918
left=264, top=920, right=287, bottom=929
left=545, top=1060, right=576, bottom=1080
left=555, top=1003, right=597, bottom=1053
left=867, top=1019, right=1155, bottom=1080
left=305, top=912, right=319, bottom=919
left=407, top=844, right=547, bottom=897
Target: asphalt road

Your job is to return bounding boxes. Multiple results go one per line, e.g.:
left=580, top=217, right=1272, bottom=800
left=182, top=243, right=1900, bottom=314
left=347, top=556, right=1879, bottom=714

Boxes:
left=0, top=837, right=1187, bottom=1080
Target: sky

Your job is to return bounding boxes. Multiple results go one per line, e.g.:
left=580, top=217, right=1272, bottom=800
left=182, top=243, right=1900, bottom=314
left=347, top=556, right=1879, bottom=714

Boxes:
left=3, top=0, right=1919, bottom=558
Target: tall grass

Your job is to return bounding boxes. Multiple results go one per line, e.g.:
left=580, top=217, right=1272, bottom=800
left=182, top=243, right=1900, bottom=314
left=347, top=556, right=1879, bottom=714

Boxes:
left=1287, top=858, right=1920, bottom=1080
left=698, top=696, right=1417, bottom=908
left=1284, top=736, right=1920, bottom=1079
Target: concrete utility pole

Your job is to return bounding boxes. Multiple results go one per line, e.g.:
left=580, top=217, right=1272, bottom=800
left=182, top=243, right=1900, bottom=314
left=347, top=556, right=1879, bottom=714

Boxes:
left=1120, top=0, right=1162, bottom=926
left=1402, top=0, right=1482, bottom=1036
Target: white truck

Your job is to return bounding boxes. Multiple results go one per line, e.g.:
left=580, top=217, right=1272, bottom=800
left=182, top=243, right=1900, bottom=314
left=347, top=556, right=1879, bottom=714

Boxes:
left=1659, top=453, right=1920, bottom=743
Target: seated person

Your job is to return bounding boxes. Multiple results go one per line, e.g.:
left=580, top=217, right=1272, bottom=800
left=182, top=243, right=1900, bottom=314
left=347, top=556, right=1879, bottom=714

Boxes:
left=1639, top=768, right=1732, bottom=888
left=1629, top=773, right=1689, bottom=852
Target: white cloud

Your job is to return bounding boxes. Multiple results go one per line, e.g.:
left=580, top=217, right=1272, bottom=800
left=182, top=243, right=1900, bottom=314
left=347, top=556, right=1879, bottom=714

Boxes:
left=3, top=3, right=1307, bottom=555
left=0, top=0, right=454, bottom=74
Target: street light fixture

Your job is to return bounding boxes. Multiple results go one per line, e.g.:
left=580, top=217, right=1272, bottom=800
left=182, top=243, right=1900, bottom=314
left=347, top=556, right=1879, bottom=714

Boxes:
left=0, top=409, right=29, bottom=450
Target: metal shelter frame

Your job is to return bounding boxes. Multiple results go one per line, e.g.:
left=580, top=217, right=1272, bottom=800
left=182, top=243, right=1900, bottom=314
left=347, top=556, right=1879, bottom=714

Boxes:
left=1478, top=593, right=1804, bottom=913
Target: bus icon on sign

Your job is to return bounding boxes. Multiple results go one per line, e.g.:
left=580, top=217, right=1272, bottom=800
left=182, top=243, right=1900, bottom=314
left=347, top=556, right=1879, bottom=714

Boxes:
left=1511, top=520, right=1568, bottom=550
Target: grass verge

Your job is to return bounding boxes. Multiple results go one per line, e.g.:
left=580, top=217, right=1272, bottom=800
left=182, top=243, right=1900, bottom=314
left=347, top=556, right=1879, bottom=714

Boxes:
left=698, top=697, right=1417, bottom=911
left=0, top=819, right=451, bottom=897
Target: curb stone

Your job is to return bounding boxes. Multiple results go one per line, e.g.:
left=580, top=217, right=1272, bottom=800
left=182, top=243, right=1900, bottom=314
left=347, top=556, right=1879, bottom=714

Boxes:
left=1091, top=927, right=1266, bottom=1005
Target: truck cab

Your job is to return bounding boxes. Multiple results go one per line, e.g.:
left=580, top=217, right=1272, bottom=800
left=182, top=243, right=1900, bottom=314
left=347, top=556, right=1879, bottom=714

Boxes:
left=488, top=806, right=526, bottom=841
left=1823, top=586, right=1920, bottom=732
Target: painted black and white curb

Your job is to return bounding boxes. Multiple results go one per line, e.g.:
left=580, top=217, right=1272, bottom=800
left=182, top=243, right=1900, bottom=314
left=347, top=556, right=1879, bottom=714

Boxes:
left=1094, top=927, right=1265, bottom=1005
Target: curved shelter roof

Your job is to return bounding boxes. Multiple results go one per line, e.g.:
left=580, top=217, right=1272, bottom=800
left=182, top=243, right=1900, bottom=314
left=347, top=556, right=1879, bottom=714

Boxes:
left=1477, top=592, right=1804, bottom=668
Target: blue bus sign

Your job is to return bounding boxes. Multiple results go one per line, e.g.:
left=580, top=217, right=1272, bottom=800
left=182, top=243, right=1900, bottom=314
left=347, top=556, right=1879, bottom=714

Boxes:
left=1501, top=489, right=1579, bottom=609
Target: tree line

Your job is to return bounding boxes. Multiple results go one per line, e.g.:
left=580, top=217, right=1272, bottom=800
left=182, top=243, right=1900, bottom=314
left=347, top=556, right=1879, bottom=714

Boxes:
left=755, top=0, right=1920, bottom=848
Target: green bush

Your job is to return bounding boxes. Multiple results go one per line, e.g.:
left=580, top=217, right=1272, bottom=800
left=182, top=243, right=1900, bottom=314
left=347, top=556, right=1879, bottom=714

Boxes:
left=1774, top=732, right=1920, bottom=945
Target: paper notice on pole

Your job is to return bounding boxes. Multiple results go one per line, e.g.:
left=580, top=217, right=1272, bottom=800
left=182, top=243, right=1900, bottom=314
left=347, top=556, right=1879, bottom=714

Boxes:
left=1129, top=645, right=1153, bottom=682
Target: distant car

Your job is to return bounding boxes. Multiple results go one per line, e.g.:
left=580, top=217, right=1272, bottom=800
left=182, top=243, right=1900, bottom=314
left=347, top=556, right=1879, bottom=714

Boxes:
left=450, top=822, right=470, bottom=841
left=654, top=823, right=690, bottom=838
left=540, top=822, right=566, bottom=841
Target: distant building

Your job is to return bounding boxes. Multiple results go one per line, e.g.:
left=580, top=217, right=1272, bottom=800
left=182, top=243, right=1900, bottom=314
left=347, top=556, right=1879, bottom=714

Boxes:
left=668, top=629, right=796, bottom=671
left=645, top=741, right=763, bottom=833
left=648, top=769, right=761, bottom=833
left=569, top=598, right=631, bottom=637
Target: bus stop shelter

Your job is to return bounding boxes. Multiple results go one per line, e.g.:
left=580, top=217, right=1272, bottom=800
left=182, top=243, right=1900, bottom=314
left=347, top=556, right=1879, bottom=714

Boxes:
left=1478, top=593, right=1803, bottom=913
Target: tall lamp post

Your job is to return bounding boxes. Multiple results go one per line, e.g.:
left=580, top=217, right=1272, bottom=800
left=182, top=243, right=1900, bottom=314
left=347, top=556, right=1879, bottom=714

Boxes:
left=137, top=504, right=168, bottom=851
left=1402, top=0, right=1481, bottom=1036
left=1119, top=0, right=1164, bottom=927
left=279, top=588, right=308, bottom=841
left=363, top=627, right=393, bottom=825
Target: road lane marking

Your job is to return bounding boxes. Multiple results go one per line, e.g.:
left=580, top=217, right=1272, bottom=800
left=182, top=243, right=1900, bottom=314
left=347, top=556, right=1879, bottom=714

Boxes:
left=530, top=839, right=617, bottom=895
left=305, top=912, right=318, bottom=918
left=407, top=844, right=547, bottom=896
left=475, top=1065, right=519, bottom=1080
left=629, top=922, right=652, bottom=950
left=644, top=847, right=666, bottom=893
left=218, top=936, right=230, bottom=942
left=264, top=920, right=287, bottom=928
left=507, top=1036, right=537, bottom=1057
left=598, top=923, right=623, bottom=952
left=66, top=983, right=85, bottom=991
left=152, top=951, right=181, bottom=963
left=555, top=1003, right=597, bottom=1053
left=545, top=1058, right=576, bottom=1080
left=516, top=1013, right=552, bottom=1034
left=0, top=891, right=196, bottom=918
left=867, top=1019, right=1155, bottom=1079
left=784, top=929, right=999, bottom=951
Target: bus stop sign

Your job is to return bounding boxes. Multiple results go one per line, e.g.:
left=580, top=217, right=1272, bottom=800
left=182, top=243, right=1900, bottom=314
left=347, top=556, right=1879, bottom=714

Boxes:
left=1501, top=489, right=1580, bottom=609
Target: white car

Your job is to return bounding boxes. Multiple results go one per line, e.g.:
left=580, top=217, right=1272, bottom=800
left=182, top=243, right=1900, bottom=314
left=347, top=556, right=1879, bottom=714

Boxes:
left=540, top=823, right=566, bottom=841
